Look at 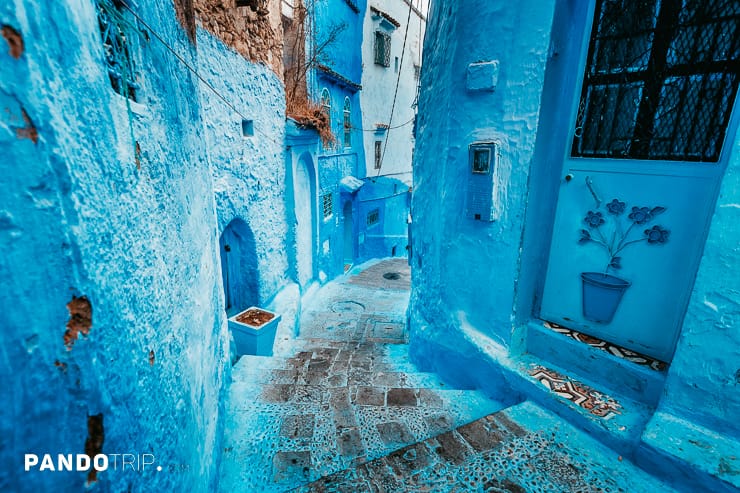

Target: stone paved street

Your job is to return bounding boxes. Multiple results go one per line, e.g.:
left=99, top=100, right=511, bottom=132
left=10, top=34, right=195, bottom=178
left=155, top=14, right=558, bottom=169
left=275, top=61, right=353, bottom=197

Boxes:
left=218, top=258, right=506, bottom=492
left=298, top=401, right=678, bottom=493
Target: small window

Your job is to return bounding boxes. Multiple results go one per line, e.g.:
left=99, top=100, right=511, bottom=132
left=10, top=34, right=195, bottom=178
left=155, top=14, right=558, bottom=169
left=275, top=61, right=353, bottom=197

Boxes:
left=343, top=97, right=351, bottom=148
left=374, top=141, right=382, bottom=169
left=322, top=193, right=333, bottom=219
left=367, top=209, right=380, bottom=226
left=320, top=88, right=331, bottom=128
left=394, top=56, right=399, bottom=72
left=241, top=119, right=254, bottom=137
left=413, top=64, right=421, bottom=80
left=96, top=0, right=140, bottom=101
left=374, top=31, right=391, bottom=67
left=472, top=148, right=491, bottom=174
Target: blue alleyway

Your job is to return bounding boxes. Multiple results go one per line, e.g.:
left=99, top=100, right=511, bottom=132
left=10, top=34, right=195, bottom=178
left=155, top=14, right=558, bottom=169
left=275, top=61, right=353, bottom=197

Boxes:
left=218, top=259, right=676, bottom=492
left=219, top=258, right=506, bottom=491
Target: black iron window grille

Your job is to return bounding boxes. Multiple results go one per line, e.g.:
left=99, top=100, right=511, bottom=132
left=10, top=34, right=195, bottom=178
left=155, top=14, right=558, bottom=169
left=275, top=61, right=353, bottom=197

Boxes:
left=322, top=193, right=333, bottom=219
left=96, top=0, right=140, bottom=101
left=572, top=0, right=740, bottom=162
left=367, top=209, right=380, bottom=226
left=374, top=31, right=391, bottom=67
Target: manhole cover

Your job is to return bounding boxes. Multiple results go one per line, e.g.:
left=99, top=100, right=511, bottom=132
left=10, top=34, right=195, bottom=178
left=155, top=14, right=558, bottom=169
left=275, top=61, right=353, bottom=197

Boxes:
left=331, top=301, right=366, bottom=313
left=383, top=272, right=401, bottom=280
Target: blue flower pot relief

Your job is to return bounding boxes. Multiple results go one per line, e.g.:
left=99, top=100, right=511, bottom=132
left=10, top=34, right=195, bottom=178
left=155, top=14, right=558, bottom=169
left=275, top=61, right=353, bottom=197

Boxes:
left=580, top=272, right=631, bottom=324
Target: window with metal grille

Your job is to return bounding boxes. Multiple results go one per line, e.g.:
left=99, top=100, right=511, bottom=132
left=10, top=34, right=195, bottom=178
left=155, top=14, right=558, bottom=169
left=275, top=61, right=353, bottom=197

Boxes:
left=374, top=31, right=391, bottom=67
left=343, top=97, right=352, bottom=147
left=572, top=0, right=740, bottom=162
left=322, top=193, right=333, bottom=219
left=320, top=88, right=331, bottom=129
left=367, top=209, right=380, bottom=226
left=96, top=0, right=140, bottom=101
left=374, top=140, right=382, bottom=169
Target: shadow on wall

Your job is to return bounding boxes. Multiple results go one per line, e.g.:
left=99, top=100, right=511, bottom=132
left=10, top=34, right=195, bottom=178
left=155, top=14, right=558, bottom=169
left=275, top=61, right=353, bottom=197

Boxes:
left=219, top=218, right=259, bottom=315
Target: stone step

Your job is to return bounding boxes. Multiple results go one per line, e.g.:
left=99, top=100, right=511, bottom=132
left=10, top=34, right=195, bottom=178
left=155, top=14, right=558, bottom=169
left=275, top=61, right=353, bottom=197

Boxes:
left=512, top=353, right=655, bottom=455
left=526, top=320, right=667, bottom=406
left=233, top=343, right=448, bottom=389
left=297, top=400, right=679, bottom=493
left=224, top=344, right=508, bottom=491
left=220, top=384, right=506, bottom=492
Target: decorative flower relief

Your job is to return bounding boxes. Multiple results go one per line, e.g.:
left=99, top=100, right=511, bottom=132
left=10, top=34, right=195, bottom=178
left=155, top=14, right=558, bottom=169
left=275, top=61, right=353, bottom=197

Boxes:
left=579, top=197, right=671, bottom=273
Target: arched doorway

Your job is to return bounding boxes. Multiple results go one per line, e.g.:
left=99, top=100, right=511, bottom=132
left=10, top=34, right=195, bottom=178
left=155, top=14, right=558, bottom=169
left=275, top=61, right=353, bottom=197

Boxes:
left=219, top=218, right=259, bottom=315
left=294, top=153, right=317, bottom=288
left=343, top=200, right=353, bottom=268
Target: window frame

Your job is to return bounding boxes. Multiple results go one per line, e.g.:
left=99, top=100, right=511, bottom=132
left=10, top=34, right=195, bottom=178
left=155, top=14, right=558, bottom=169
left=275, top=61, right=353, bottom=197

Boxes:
left=374, top=31, right=392, bottom=67
left=96, top=0, right=141, bottom=101
left=366, top=209, right=380, bottom=227
left=343, top=97, right=352, bottom=148
left=320, top=87, right=332, bottom=129
left=322, top=192, right=333, bottom=220
left=571, top=0, right=740, bottom=163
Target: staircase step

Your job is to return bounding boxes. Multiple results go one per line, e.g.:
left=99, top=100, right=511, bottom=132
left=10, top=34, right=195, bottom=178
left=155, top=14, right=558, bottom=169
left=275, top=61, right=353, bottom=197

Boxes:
left=220, top=385, right=505, bottom=492
left=297, top=400, right=678, bottom=492
left=636, top=411, right=740, bottom=493
left=526, top=320, right=667, bottom=406
left=512, top=354, right=655, bottom=454
left=223, top=342, right=506, bottom=492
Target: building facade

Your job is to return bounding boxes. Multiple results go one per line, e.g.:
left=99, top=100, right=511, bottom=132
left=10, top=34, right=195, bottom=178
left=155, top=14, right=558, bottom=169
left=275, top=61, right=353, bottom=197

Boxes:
left=410, top=1, right=740, bottom=491
left=355, top=0, right=426, bottom=261
left=0, top=0, right=299, bottom=490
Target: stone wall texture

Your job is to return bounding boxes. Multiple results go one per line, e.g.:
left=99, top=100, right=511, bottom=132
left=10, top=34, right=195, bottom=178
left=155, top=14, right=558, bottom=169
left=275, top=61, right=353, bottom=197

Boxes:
left=194, top=0, right=284, bottom=77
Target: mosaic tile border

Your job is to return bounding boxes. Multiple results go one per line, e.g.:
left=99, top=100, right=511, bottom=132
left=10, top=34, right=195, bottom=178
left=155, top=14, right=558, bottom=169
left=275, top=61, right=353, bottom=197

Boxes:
left=528, top=365, right=622, bottom=419
left=544, top=321, right=668, bottom=372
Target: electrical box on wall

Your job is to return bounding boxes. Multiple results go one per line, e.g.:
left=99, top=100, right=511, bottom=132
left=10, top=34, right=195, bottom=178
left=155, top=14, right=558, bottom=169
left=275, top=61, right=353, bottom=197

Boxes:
left=467, top=142, right=498, bottom=221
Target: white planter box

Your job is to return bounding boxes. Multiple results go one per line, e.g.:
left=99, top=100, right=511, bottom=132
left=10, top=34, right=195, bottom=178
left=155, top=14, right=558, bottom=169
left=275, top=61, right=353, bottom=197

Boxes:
left=228, top=307, right=281, bottom=357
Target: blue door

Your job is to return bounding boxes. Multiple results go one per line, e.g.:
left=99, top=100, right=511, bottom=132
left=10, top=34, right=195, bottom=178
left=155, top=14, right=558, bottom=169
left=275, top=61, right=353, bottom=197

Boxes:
left=540, top=0, right=740, bottom=362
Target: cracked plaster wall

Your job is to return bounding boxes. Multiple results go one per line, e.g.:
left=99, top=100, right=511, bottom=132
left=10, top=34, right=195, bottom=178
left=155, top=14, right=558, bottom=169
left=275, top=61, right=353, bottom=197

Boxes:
left=0, top=1, right=228, bottom=491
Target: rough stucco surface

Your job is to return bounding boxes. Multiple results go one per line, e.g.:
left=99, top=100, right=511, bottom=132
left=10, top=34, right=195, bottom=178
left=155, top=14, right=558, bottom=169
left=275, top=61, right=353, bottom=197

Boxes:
left=197, top=27, right=291, bottom=306
left=0, top=1, right=227, bottom=491
left=410, top=0, right=740, bottom=488
left=660, top=135, right=740, bottom=436
left=409, top=0, right=555, bottom=361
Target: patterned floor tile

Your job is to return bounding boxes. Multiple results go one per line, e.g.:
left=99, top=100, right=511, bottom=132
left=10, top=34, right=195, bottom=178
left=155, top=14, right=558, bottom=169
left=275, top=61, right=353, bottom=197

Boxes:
left=544, top=321, right=668, bottom=372
left=528, top=364, right=622, bottom=419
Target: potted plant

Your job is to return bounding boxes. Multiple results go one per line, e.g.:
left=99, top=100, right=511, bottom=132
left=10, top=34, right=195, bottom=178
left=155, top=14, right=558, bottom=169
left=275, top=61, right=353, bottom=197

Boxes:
left=578, top=199, right=670, bottom=324
left=228, top=307, right=282, bottom=357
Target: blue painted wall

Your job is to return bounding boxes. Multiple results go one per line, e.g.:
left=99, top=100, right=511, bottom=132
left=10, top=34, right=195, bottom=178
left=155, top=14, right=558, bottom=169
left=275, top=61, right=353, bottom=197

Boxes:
left=409, top=0, right=556, bottom=353
left=312, top=0, right=366, bottom=85
left=197, top=27, right=292, bottom=309
left=356, top=176, right=411, bottom=260
left=310, top=0, right=367, bottom=278
left=410, top=0, right=740, bottom=487
left=657, top=136, right=740, bottom=434
left=0, top=1, right=227, bottom=491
